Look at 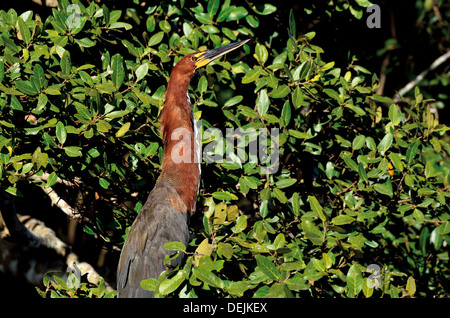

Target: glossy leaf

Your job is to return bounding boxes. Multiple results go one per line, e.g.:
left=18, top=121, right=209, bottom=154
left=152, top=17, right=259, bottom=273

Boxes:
left=111, top=54, right=125, bottom=89
left=308, top=195, right=326, bottom=222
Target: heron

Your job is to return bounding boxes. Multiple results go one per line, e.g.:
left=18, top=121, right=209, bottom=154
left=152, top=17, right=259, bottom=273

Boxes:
left=116, top=39, right=249, bottom=297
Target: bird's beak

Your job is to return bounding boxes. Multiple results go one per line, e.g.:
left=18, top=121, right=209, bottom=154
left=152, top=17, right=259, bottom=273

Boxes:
left=194, top=39, right=250, bottom=69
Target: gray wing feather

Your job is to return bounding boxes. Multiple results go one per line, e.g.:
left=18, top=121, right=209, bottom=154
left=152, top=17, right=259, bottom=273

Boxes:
left=117, top=182, right=189, bottom=298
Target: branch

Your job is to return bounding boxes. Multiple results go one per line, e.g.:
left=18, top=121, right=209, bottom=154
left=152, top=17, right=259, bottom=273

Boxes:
left=0, top=192, right=43, bottom=248
left=66, top=252, right=114, bottom=290
left=28, top=172, right=80, bottom=188
left=31, top=0, right=58, bottom=7
left=40, top=186, right=82, bottom=220
left=394, top=51, right=450, bottom=102
left=0, top=199, right=112, bottom=290
left=376, top=6, right=397, bottom=96
left=28, top=174, right=85, bottom=221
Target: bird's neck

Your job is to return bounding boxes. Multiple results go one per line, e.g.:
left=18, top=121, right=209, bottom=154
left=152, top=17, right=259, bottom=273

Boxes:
left=157, top=73, right=201, bottom=215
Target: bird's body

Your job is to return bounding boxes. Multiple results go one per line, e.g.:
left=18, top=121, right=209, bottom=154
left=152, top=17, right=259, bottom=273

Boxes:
left=117, top=40, right=249, bottom=298
left=116, top=182, right=191, bottom=297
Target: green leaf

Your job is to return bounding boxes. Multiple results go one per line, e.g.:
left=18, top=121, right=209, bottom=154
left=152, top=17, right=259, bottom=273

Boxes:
left=289, top=9, right=296, bottom=38
left=192, top=266, right=224, bottom=289
left=217, top=242, right=234, bottom=259
left=245, top=15, right=259, bottom=28
left=252, top=3, right=277, bottom=15
left=259, top=200, right=269, bottom=218
left=291, top=192, right=300, bottom=215
left=1, top=35, right=20, bottom=54
left=291, top=87, right=304, bottom=109
left=324, top=88, right=340, bottom=102
left=212, top=191, right=238, bottom=201
left=355, top=0, right=373, bottom=7
left=346, top=264, right=363, bottom=298
left=358, top=162, right=368, bottom=183
left=288, top=130, right=312, bottom=139
left=64, top=146, right=82, bottom=157
left=419, top=227, right=430, bottom=256
left=341, top=153, right=358, bottom=172
left=273, top=233, right=286, bottom=250
left=226, top=281, right=251, bottom=297
left=303, top=259, right=325, bottom=281
left=10, top=95, right=23, bottom=111
left=32, top=147, right=48, bottom=169
left=109, top=22, right=133, bottom=30
left=234, top=215, right=247, bottom=233
left=60, top=51, right=71, bottom=77
left=105, top=110, right=130, bottom=119
left=96, top=120, right=112, bottom=133
left=255, top=255, right=280, bottom=281
left=111, top=54, right=124, bottom=89
left=406, top=140, right=419, bottom=166
left=224, top=95, right=243, bottom=107
left=56, top=121, right=67, bottom=145
left=227, top=6, right=248, bottom=21
left=99, top=178, right=110, bottom=189
left=213, top=201, right=227, bottom=226
left=140, top=278, right=159, bottom=292
left=159, top=271, right=185, bottom=295
left=270, top=85, right=290, bottom=98
left=45, top=172, right=58, bottom=188
left=377, top=133, right=393, bottom=155
left=281, top=101, right=291, bottom=126
left=116, top=122, right=131, bottom=138
left=388, top=152, right=404, bottom=172
left=425, top=160, right=441, bottom=179
left=207, top=0, right=220, bottom=18
left=95, top=82, right=117, bottom=94
left=371, top=94, right=394, bottom=104
left=159, top=20, right=171, bottom=33
left=256, top=89, right=269, bottom=116
left=438, top=221, right=450, bottom=235
left=0, top=59, right=4, bottom=82
left=18, top=17, right=31, bottom=45
left=74, top=37, right=96, bottom=48
left=16, top=80, right=38, bottom=95
left=273, top=187, right=288, bottom=204
left=32, top=64, right=46, bottom=92
left=146, top=16, right=155, bottom=32
left=241, top=67, right=262, bottom=84
left=332, top=215, right=356, bottom=225
left=388, top=104, right=401, bottom=126
left=148, top=31, right=164, bottom=46
left=275, top=178, right=297, bottom=189
left=406, top=276, right=416, bottom=296
left=135, top=63, right=148, bottom=82
left=373, top=179, right=393, bottom=197
left=308, top=195, right=326, bottom=221
left=352, top=135, right=366, bottom=150
left=255, top=43, right=268, bottom=65
left=102, top=4, right=110, bottom=25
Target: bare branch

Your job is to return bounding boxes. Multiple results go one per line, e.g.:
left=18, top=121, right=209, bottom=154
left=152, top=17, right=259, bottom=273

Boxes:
left=394, top=51, right=450, bottom=102
left=0, top=199, right=112, bottom=291
left=27, top=174, right=85, bottom=221
left=28, top=172, right=81, bottom=188
left=40, top=186, right=82, bottom=220
left=0, top=193, right=42, bottom=248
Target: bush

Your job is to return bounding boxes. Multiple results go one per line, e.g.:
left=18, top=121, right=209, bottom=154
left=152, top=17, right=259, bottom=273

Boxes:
left=0, top=0, right=448, bottom=298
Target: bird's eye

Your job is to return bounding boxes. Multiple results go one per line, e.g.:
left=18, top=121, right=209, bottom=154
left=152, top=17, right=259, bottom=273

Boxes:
left=191, top=56, right=198, bottom=62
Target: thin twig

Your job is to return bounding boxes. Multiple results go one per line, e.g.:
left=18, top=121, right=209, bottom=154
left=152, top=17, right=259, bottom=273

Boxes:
left=394, top=51, right=450, bottom=102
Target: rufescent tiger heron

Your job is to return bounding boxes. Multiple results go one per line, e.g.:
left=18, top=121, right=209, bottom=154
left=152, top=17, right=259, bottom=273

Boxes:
left=117, top=39, right=249, bottom=298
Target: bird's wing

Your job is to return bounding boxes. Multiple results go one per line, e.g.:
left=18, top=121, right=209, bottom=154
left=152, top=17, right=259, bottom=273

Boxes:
left=117, top=182, right=189, bottom=298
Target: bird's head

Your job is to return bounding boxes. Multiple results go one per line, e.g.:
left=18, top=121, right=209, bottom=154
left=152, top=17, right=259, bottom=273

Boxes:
left=173, top=39, right=249, bottom=77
